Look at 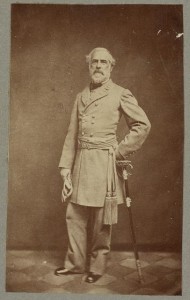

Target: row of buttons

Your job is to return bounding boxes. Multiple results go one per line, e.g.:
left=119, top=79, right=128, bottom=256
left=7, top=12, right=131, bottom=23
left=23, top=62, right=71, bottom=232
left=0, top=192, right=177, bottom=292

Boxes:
left=82, top=132, right=94, bottom=137
left=81, top=100, right=99, bottom=136
left=82, top=120, right=95, bottom=124
left=82, top=114, right=95, bottom=118
left=83, top=101, right=99, bottom=110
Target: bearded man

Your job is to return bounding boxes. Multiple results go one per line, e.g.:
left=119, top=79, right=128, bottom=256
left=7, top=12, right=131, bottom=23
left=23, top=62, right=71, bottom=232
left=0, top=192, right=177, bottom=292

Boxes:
left=55, top=47, right=151, bottom=283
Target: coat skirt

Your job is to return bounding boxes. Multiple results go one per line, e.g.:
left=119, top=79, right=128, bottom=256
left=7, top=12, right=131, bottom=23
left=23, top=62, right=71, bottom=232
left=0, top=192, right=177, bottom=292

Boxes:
left=71, top=148, right=125, bottom=207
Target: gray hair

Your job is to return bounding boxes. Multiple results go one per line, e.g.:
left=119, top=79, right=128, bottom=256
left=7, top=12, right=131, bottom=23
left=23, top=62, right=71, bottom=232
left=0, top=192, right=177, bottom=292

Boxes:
left=86, top=47, right=116, bottom=66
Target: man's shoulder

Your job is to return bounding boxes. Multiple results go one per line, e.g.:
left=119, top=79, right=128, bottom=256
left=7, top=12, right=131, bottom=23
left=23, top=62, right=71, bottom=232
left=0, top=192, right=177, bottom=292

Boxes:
left=114, top=81, right=135, bottom=93
left=110, top=82, right=138, bottom=104
left=111, top=82, right=132, bottom=96
left=112, top=82, right=124, bottom=92
left=77, top=85, right=88, bottom=97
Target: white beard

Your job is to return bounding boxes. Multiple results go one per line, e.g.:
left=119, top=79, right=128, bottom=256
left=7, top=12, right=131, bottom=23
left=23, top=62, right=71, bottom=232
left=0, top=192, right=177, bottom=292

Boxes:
left=91, top=72, right=105, bottom=84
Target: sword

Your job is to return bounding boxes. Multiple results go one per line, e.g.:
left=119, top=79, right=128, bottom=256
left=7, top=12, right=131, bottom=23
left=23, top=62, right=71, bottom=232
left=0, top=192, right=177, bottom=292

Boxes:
left=116, top=160, right=144, bottom=283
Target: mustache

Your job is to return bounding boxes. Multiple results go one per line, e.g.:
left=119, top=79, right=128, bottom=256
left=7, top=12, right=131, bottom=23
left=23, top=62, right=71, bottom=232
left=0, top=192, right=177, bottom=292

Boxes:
left=93, top=70, right=104, bottom=75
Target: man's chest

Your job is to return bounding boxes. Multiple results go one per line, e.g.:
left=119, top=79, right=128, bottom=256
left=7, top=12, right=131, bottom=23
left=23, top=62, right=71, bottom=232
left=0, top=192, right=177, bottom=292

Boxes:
left=78, top=91, right=121, bottom=117
left=76, top=94, right=121, bottom=138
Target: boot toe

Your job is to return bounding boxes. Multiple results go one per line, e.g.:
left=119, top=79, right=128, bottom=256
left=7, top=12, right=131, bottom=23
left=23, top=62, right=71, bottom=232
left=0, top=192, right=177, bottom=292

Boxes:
left=54, top=267, right=73, bottom=276
left=85, top=272, right=102, bottom=283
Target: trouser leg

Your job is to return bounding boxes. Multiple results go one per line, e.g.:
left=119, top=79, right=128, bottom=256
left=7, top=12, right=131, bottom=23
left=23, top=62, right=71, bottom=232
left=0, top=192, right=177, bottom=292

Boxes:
left=89, top=207, right=112, bottom=275
left=64, top=202, right=89, bottom=273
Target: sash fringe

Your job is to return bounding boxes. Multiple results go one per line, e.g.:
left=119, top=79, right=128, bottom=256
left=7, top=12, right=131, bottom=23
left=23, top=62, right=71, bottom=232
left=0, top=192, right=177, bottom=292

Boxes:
left=103, top=195, right=118, bottom=225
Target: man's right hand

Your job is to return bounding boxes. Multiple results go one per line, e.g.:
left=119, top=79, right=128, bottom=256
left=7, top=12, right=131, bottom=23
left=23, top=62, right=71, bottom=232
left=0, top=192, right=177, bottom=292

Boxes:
left=115, top=146, right=124, bottom=160
left=60, top=168, right=71, bottom=181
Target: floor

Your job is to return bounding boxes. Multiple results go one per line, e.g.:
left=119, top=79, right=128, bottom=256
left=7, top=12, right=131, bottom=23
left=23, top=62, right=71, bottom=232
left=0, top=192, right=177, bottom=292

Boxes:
left=6, top=250, right=182, bottom=295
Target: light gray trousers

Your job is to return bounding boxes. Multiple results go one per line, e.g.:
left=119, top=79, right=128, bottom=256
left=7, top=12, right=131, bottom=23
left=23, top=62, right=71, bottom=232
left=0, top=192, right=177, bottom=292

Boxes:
left=64, top=202, right=112, bottom=275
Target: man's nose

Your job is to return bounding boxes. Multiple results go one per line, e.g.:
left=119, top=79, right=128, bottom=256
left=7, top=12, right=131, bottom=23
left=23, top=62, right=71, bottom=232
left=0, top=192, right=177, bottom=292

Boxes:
left=96, top=61, right=101, bottom=68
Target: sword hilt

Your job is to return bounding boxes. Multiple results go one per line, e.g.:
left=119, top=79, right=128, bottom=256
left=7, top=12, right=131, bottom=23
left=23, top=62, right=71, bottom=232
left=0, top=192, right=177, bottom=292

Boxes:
left=116, top=160, right=133, bottom=180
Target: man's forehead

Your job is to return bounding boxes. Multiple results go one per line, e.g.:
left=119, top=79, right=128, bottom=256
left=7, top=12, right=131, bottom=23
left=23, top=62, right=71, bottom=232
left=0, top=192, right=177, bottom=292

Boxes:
left=91, top=50, right=110, bottom=60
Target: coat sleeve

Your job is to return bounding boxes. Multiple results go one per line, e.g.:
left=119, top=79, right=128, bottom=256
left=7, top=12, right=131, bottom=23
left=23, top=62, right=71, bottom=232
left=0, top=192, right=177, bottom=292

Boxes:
left=58, top=95, right=79, bottom=169
left=117, top=89, right=151, bottom=159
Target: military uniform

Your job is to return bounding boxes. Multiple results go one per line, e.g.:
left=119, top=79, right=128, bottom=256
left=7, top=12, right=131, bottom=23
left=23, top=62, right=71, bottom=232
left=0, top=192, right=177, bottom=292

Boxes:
left=59, top=79, right=151, bottom=274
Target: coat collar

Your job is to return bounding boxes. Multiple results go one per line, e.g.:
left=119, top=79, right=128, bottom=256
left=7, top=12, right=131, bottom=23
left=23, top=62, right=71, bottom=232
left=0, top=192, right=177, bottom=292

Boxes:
left=81, top=79, right=114, bottom=106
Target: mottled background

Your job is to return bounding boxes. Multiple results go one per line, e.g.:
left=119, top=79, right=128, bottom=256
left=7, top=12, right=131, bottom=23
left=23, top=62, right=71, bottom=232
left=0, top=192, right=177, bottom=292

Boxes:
left=7, top=4, right=183, bottom=251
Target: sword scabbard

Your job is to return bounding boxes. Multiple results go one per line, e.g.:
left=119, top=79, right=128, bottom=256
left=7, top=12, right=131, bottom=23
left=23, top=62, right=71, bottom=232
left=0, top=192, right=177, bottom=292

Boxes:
left=116, top=160, right=144, bottom=284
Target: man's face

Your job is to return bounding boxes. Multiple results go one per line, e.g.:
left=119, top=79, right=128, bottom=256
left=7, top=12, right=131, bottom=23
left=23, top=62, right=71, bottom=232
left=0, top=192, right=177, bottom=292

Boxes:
left=89, top=50, right=113, bottom=84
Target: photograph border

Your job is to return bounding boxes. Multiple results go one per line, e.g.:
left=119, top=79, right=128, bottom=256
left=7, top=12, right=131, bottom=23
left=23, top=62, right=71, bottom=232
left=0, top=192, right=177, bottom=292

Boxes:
left=0, top=0, right=189, bottom=299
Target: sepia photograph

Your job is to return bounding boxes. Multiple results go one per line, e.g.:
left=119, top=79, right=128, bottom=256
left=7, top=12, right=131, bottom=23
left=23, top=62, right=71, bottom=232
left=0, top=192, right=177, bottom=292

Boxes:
left=6, top=3, right=183, bottom=295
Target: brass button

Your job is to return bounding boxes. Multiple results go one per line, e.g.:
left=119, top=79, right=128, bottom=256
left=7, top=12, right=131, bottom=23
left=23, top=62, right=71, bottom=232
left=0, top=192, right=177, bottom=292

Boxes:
left=82, top=132, right=85, bottom=136
left=90, top=133, right=93, bottom=137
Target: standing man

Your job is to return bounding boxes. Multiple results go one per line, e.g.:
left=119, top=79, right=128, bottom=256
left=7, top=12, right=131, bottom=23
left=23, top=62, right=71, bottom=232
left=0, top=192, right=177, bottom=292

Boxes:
left=55, top=47, right=151, bottom=283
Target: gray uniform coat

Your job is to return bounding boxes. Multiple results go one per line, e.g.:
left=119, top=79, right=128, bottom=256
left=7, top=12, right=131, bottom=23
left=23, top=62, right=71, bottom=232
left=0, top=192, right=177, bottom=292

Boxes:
left=59, top=79, right=151, bottom=207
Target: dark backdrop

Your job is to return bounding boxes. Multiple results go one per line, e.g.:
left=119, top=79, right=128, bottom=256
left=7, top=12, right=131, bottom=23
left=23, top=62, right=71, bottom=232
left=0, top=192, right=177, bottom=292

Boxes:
left=7, top=4, right=183, bottom=251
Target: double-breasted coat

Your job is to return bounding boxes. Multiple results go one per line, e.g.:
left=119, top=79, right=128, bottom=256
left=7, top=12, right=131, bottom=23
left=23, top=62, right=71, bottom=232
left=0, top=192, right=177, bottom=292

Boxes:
left=59, top=79, right=151, bottom=207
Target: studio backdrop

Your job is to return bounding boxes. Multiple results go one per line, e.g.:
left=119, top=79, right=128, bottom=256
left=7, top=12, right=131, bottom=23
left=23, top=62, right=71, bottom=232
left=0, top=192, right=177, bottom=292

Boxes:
left=7, top=4, right=183, bottom=251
